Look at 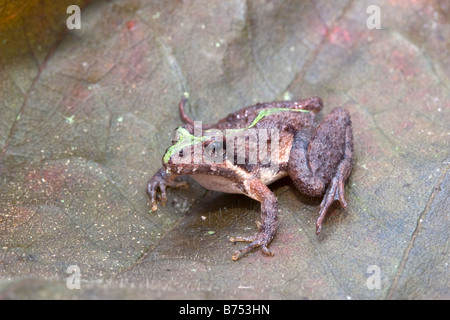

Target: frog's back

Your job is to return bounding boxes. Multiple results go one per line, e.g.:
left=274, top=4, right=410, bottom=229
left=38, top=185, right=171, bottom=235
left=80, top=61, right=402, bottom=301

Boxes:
left=211, top=97, right=321, bottom=131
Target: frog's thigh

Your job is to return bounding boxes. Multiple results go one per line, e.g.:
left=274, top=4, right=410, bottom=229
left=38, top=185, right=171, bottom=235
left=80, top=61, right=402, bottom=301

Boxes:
left=288, top=131, right=326, bottom=197
left=307, top=107, right=352, bottom=183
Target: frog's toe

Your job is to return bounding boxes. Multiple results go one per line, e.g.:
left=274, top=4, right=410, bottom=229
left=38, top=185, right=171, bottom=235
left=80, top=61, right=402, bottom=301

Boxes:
left=156, top=194, right=167, bottom=207
left=337, top=179, right=348, bottom=208
left=231, top=242, right=257, bottom=261
left=231, top=240, right=273, bottom=261
left=230, top=232, right=274, bottom=261
left=147, top=179, right=167, bottom=211
left=316, top=176, right=348, bottom=234
left=262, top=245, right=274, bottom=257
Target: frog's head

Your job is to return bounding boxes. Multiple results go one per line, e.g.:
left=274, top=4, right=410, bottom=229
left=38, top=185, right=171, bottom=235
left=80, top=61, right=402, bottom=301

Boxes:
left=163, top=125, right=226, bottom=175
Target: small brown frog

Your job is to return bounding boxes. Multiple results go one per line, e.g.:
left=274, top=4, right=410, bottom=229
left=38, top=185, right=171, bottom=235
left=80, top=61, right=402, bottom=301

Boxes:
left=147, top=95, right=353, bottom=260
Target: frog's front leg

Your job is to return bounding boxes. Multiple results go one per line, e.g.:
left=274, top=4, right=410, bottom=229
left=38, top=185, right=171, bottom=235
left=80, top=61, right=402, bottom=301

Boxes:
left=288, top=107, right=353, bottom=234
left=147, top=167, right=188, bottom=211
left=230, top=179, right=278, bottom=260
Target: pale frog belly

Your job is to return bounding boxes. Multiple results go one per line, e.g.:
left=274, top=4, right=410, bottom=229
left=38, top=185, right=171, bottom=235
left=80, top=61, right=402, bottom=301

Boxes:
left=191, top=174, right=244, bottom=194
left=258, top=167, right=288, bottom=185
left=191, top=167, right=288, bottom=195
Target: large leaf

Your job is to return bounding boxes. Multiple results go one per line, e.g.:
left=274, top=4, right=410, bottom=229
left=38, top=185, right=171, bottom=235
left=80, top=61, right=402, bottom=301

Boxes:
left=0, top=0, right=448, bottom=299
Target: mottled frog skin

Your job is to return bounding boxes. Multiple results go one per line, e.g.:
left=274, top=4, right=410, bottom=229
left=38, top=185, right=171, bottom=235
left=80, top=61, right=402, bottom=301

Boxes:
left=147, top=96, right=353, bottom=260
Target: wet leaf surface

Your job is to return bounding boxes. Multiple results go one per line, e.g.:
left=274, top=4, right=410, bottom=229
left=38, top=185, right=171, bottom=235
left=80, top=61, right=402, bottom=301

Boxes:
left=0, top=0, right=449, bottom=299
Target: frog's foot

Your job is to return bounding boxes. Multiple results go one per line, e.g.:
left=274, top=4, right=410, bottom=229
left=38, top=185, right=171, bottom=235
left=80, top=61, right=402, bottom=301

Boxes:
left=315, top=126, right=353, bottom=235
left=315, top=176, right=347, bottom=234
left=230, top=230, right=275, bottom=261
left=147, top=168, right=188, bottom=211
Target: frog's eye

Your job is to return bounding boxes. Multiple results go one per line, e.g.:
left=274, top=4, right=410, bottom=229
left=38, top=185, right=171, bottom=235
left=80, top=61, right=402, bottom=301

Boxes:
left=204, top=139, right=226, bottom=161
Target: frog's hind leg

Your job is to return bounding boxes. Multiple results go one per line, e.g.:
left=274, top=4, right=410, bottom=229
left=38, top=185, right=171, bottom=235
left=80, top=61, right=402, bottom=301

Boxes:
left=288, top=107, right=353, bottom=234
left=309, top=108, right=353, bottom=234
